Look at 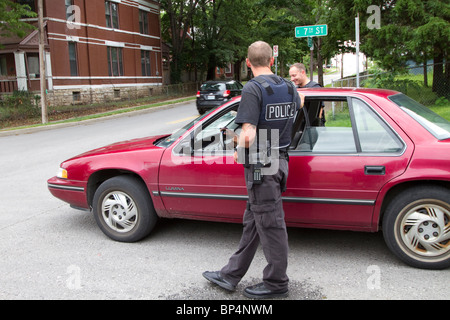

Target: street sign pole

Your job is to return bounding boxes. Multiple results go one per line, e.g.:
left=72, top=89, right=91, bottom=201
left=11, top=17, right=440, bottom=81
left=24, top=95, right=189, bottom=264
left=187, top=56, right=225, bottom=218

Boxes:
left=308, top=37, right=314, bottom=80
left=355, top=14, right=360, bottom=87
left=273, top=45, right=279, bottom=75
left=295, top=25, right=328, bottom=83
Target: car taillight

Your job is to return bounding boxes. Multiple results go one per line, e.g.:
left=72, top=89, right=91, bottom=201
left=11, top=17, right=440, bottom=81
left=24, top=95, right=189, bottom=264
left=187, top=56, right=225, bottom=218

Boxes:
left=196, top=91, right=201, bottom=98
left=223, top=90, right=231, bottom=98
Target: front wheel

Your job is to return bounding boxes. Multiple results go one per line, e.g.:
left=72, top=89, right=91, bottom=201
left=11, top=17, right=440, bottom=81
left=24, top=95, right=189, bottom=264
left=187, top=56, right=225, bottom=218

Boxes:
left=92, top=175, right=157, bottom=242
left=382, top=186, right=450, bottom=269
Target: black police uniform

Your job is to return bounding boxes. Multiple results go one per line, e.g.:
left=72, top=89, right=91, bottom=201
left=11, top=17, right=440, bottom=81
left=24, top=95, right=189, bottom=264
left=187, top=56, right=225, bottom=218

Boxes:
left=220, top=74, right=301, bottom=292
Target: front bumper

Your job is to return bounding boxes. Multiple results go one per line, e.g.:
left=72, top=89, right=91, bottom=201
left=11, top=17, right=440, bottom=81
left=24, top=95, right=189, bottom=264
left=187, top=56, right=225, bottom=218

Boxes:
left=47, top=176, right=89, bottom=210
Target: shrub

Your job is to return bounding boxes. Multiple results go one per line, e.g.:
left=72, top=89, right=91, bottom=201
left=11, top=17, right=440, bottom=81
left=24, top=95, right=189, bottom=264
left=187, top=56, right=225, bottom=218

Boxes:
left=0, top=91, right=41, bottom=123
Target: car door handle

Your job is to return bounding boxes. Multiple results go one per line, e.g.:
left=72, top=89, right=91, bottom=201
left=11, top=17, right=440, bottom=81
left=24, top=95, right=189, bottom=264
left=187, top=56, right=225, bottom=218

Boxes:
left=365, top=166, right=385, bottom=175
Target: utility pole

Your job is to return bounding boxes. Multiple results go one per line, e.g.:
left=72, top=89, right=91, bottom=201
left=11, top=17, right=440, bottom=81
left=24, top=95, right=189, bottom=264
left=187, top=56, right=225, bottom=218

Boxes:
left=355, top=13, right=360, bottom=88
left=38, top=0, right=48, bottom=124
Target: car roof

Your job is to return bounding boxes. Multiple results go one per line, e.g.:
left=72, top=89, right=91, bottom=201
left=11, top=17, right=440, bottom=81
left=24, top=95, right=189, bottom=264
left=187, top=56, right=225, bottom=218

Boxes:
left=202, top=80, right=238, bottom=84
left=297, top=87, right=400, bottom=99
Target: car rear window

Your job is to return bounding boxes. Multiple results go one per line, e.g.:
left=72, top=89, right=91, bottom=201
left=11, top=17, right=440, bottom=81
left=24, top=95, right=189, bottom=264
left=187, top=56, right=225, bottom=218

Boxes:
left=201, top=83, right=226, bottom=91
left=390, top=94, right=450, bottom=140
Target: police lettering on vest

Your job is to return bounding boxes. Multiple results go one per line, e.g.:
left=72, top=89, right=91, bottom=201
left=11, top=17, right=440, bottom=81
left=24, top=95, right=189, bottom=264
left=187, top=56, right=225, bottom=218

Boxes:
left=265, top=102, right=296, bottom=121
left=251, top=75, right=298, bottom=150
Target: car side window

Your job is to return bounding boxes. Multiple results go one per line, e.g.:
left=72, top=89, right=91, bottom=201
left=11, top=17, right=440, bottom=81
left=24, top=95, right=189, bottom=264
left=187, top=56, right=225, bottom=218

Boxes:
left=227, top=83, right=237, bottom=90
left=295, top=99, right=357, bottom=153
left=173, top=104, right=240, bottom=155
left=351, top=98, right=404, bottom=153
left=293, top=97, right=403, bottom=154
left=194, top=109, right=238, bottom=152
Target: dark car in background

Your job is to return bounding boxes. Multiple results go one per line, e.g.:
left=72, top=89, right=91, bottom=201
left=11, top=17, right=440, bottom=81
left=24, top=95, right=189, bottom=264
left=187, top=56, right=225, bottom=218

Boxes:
left=196, top=80, right=243, bottom=114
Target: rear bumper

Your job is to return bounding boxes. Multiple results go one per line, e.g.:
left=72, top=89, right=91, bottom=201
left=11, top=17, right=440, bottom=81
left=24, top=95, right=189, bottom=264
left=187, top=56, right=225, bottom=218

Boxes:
left=196, top=99, right=228, bottom=109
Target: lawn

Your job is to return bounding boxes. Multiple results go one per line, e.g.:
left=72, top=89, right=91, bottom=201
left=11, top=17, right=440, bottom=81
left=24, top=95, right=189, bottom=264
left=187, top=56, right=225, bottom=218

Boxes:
left=430, top=104, right=450, bottom=121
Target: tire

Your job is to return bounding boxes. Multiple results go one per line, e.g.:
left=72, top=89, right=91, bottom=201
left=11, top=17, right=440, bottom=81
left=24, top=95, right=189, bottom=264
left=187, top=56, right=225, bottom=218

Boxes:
left=92, top=175, right=157, bottom=242
left=382, top=186, right=450, bottom=269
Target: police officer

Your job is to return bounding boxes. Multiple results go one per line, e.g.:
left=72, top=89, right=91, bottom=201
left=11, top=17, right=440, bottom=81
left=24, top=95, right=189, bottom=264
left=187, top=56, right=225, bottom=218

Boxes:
left=203, top=41, right=304, bottom=299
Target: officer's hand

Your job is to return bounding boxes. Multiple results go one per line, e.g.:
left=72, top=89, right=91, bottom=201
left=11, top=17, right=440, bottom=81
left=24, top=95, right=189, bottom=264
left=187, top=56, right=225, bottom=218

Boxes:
left=299, top=92, right=305, bottom=108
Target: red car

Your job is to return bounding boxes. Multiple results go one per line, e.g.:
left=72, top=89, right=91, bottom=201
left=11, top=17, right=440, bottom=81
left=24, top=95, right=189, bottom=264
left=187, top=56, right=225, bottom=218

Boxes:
left=47, top=88, right=450, bottom=270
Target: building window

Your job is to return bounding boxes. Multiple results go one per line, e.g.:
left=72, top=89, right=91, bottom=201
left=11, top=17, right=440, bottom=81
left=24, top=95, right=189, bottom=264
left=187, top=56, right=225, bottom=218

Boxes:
left=139, top=10, right=149, bottom=34
left=225, top=63, right=232, bottom=74
left=72, top=91, right=81, bottom=102
left=105, top=1, right=119, bottom=29
left=0, top=56, right=7, bottom=76
left=107, top=47, right=123, bottom=76
left=27, top=53, right=39, bottom=78
left=65, top=0, right=73, bottom=20
left=17, top=0, right=36, bottom=12
left=68, top=42, right=78, bottom=76
left=141, top=51, right=151, bottom=76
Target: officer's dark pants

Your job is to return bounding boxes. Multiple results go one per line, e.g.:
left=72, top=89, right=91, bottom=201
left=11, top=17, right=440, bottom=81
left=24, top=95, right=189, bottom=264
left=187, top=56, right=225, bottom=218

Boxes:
left=220, top=158, right=289, bottom=292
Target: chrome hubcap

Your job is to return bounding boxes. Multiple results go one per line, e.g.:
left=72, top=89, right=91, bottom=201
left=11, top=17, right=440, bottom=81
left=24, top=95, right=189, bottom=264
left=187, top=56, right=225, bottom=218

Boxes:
left=400, top=202, right=450, bottom=257
left=101, top=192, right=138, bottom=233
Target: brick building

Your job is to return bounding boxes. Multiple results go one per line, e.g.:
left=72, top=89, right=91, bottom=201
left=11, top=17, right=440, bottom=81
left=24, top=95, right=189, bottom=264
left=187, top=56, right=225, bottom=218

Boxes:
left=0, top=0, right=163, bottom=105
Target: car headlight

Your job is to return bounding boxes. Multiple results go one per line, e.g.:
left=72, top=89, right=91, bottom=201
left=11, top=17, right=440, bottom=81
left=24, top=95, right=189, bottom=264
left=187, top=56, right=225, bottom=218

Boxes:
left=57, top=167, right=68, bottom=179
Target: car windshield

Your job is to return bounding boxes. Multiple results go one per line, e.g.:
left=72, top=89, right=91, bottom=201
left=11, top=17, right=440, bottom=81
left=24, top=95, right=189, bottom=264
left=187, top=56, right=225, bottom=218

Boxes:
left=154, top=109, right=216, bottom=148
left=389, top=94, right=450, bottom=140
left=201, top=83, right=226, bottom=91
left=155, top=117, right=200, bottom=148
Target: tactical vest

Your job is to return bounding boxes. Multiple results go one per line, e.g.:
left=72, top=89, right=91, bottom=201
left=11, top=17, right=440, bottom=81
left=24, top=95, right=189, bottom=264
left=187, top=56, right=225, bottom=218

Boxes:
left=250, top=75, right=297, bottom=150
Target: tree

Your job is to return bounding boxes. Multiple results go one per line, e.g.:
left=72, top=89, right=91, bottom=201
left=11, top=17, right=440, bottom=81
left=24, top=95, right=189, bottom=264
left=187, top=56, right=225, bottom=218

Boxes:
left=161, top=0, right=200, bottom=83
left=163, top=0, right=312, bottom=82
left=354, top=0, right=449, bottom=96
left=0, top=0, right=36, bottom=39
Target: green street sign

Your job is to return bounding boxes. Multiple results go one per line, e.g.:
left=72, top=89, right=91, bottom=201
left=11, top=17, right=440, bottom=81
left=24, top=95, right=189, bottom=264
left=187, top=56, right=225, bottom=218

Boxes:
left=295, top=24, right=328, bottom=38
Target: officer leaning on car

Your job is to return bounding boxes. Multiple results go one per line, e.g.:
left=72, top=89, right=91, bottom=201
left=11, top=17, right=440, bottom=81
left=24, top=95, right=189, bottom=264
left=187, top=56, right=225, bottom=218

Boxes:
left=203, top=41, right=304, bottom=299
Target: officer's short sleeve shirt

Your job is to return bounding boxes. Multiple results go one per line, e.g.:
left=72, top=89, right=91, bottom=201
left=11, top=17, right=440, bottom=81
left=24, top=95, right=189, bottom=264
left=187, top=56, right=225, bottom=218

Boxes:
left=235, top=80, right=261, bottom=126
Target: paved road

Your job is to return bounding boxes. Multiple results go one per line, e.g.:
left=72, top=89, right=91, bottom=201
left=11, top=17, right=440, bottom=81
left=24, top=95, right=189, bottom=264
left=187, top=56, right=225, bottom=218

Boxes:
left=0, top=100, right=448, bottom=300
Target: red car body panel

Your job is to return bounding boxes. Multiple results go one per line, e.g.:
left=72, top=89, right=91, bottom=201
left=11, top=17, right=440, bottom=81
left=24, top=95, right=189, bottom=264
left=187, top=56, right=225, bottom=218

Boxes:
left=47, top=88, right=450, bottom=234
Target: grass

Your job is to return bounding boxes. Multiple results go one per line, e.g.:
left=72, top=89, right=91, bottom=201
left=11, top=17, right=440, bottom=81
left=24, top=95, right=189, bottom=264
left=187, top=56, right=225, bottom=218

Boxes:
left=430, top=104, right=450, bottom=120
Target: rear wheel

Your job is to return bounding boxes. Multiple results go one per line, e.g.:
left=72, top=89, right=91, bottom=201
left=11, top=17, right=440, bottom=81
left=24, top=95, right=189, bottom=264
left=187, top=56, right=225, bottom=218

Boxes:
left=92, top=175, right=157, bottom=242
left=382, top=186, right=450, bottom=269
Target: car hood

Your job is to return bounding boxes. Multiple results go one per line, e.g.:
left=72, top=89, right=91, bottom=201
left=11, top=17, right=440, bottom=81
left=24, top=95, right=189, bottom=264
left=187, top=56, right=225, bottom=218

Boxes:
left=71, top=135, right=168, bottom=159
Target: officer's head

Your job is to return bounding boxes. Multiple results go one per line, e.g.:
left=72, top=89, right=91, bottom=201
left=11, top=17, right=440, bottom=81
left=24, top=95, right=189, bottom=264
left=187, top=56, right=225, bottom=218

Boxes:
left=247, top=41, right=273, bottom=68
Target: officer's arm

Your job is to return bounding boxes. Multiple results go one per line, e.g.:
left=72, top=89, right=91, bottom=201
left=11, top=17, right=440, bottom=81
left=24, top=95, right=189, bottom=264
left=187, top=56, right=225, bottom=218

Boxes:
left=238, top=123, right=256, bottom=148
left=233, top=123, right=256, bottom=163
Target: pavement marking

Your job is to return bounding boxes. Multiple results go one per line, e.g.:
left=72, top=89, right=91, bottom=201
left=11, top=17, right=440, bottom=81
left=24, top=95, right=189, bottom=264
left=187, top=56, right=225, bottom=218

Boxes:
left=167, top=115, right=198, bottom=125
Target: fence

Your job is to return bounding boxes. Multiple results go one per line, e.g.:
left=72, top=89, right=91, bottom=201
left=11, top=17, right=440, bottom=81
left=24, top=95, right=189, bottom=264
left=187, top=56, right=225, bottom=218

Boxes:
left=1, top=81, right=201, bottom=107
left=49, top=81, right=202, bottom=107
left=331, top=63, right=449, bottom=106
